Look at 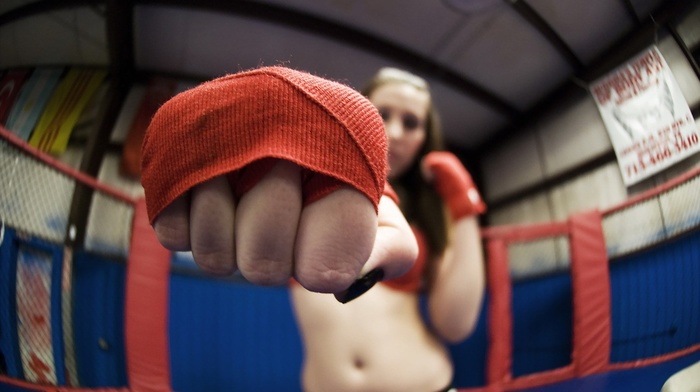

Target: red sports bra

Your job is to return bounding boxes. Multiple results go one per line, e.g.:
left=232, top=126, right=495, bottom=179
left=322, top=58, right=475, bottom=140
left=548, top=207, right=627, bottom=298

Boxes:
left=381, top=226, right=429, bottom=293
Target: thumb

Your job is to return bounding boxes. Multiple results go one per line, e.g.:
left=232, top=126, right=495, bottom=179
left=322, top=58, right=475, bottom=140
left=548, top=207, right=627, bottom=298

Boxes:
left=334, top=194, right=418, bottom=303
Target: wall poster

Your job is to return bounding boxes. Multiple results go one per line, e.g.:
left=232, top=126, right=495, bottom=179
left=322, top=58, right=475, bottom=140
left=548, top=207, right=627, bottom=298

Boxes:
left=591, top=45, right=699, bottom=186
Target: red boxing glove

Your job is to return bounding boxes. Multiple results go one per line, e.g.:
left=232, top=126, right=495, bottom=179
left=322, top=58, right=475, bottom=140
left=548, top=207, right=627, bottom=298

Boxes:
left=422, top=151, right=486, bottom=220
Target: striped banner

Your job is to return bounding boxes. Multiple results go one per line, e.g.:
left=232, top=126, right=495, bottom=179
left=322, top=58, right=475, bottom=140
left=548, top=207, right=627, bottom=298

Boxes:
left=29, top=68, right=107, bottom=154
left=5, top=68, right=63, bottom=141
left=16, top=247, right=56, bottom=385
left=0, top=69, right=30, bottom=124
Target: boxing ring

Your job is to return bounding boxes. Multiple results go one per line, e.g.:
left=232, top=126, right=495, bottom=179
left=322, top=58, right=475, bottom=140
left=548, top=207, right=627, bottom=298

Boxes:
left=0, top=125, right=698, bottom=391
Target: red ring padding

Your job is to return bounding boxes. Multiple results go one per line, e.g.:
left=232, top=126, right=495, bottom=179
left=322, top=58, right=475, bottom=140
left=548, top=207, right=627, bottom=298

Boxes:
left=0, top=374, right=128, bottom=391
left=476, top=212, right=613, bottom=390
left=125, top=198, right=172, bottom=391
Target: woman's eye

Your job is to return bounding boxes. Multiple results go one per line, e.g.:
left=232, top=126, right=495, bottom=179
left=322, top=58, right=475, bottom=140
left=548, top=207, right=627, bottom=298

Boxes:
left=402, top=114, right=421, bottom=130
left=378, top=108, right=391, bottom=122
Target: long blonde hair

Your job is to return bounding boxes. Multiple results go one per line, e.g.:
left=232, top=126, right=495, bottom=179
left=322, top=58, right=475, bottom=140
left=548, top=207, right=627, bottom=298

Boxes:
left=362, top=68, right=448, bottom=256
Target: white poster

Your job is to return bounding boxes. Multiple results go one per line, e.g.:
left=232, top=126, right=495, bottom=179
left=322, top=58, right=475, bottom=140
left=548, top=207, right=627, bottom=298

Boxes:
left=591, top=46, right=699, bottom=186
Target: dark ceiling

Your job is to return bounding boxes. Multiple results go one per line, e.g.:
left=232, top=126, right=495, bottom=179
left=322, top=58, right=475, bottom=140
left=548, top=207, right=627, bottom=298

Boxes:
left=0, top=0, right=697, bottom=158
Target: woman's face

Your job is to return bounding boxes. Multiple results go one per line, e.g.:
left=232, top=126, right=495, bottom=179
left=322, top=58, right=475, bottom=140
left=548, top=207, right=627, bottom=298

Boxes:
left=369, top=82, right=430, bottom=179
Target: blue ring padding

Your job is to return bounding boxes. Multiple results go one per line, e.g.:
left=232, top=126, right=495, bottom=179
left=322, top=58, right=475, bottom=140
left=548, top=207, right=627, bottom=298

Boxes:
left=48, top=243, right=65, bottom=386
left=72, top=250, right=127, bottom=387
left=0, top=227, right=22, bottom=378
left=515, top=349, right=700, bottom=392
left=610, top=228, right=700, bottom=362
left=0, top=382, right=48, bottom=392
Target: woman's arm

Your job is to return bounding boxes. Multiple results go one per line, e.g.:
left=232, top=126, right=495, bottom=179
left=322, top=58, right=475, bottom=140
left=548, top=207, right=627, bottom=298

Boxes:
left=422, top=152, right=487, bottom=343
left=427, top=214, right=485, bottom=343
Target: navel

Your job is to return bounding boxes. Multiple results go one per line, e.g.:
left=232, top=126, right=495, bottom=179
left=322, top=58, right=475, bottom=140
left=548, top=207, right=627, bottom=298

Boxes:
left=353, top=355, right=365, bottom=369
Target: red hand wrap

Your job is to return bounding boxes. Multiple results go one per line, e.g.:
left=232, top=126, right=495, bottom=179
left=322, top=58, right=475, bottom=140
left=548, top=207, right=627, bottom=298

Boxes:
left=423, top=151, right=486, bottom=220
left=141, top=66, right=388, bottom=223
left=230, top=158, right=346, bottom=206
left=235, top=161, right=398, bottom=209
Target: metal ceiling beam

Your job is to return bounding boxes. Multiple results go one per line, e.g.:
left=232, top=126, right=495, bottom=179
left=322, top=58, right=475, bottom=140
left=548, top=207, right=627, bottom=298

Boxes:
left=668, top=23, right=700, bottom=82
left=106, top=0, right=134, bottom=83
left=481, top=0, right=692, bottom=151
left=479, top=0, right=695, bottom=206
left=577, top=0, right=693, bottom=83
left=77, top=0, right=133, bottom=179
left=506, top=0, right=584, bottom=72
left=0, top=0, right=97, bottom=26
left=0, top=0, right=521, bottom=119
left=136, top=0, right=520, bottom=119
left=620, top=0, right=643, bottom=25
left=66, top=0, right=135, bottom=249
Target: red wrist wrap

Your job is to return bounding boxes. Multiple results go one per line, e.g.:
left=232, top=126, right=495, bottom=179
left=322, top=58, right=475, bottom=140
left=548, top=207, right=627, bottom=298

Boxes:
left=141, top=66, right=388, bottom=223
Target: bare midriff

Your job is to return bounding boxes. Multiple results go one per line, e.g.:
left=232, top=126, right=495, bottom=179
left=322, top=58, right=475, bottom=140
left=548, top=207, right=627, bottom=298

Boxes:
left=291, top=282, right=453, bottom=392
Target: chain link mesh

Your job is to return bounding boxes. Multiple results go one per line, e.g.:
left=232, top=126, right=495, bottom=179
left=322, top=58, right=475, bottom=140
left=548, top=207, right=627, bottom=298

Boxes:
left=602, top=198, right=666, bottom=258
left=1, top=139, right=75, bottom=244
left=1, top=132, right=135, bottom=387
left=658, top=173, right=700, bottom=237
left=507, top=170, right=700, bottom=279
left=603, top=172, right=700, bottom=259
left=508, top=236, right=570, bottom=281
